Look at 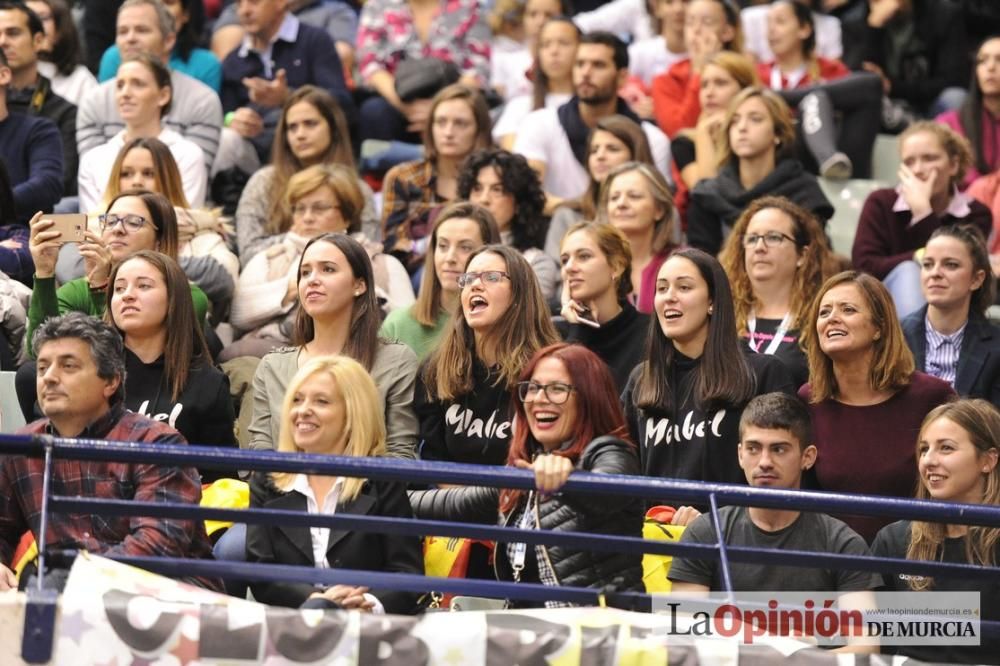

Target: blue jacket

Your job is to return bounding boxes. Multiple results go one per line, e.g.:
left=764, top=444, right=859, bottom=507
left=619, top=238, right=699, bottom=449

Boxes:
left=902, top=305, right=1000, bottom=407
left=221, top=20, right=354, bottom=159
left=0, top=112, right=63, bottom=224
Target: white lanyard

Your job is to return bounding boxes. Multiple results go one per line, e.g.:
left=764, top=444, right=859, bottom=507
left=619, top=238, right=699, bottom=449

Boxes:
left=510, top=491, right=536, bottom=582
left=747, top=312, right=792, bottom=356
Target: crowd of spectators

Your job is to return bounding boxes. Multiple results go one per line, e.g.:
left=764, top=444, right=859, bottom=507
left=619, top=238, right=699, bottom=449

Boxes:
left=0, top=0, right=997, bottom=661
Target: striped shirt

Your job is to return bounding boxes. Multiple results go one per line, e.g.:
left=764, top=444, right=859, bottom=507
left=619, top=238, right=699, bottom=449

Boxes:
left=924, top=317, right=966, bottom=388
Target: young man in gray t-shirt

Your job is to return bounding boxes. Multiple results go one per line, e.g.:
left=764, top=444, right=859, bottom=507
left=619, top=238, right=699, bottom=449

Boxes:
left=668, top=392, right=880, bottom=594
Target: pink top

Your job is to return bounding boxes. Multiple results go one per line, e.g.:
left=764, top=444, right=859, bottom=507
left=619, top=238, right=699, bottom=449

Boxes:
left=635, top=250, right=672, bottom=314
left=936, top=108, right=1000, bottom=189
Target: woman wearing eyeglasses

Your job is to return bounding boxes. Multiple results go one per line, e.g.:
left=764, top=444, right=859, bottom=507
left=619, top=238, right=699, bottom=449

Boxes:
left=77, top=54, right=206, bottom=214
left=26, top=190, right=208, bottom=353
left=719, top=196, right=839, bottom=387
left=19, top=190, right=209, bottom=420
left=415, top=245, right=559, bottom=465
left=411, top=343, right=644, bottom=604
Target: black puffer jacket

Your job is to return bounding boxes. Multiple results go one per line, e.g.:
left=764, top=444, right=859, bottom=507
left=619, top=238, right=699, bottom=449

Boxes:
left=410, top=436, right=644, bottom=596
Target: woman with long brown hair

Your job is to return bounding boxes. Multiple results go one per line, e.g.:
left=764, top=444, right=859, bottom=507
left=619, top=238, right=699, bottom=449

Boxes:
left=381, top=202, right=501, bottom=359
left=623, top=248, right=795, bottom=486
left=545, top=116, right=655, bottom=259
left=248, top=233, right=419, bottom=460
left=106, top=250, right=236, bottom=481
left=235, top=85, right=378, bottom=265
left=872, top=399, right=1000, bottom=664
left=382, top=84, right=493, bottom=272
left=415, top=244, right=558, bottom=465
left=687, top=86, right=832, bottom=256
left=719, top=195, right=838, bottom=387
left=493, top=16, right=580, bottom=150
left=800, top=271, right=955, bottom=541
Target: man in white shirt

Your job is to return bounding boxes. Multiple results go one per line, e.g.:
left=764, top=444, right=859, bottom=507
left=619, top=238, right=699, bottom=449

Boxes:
left=513, top=31, right=671, bottom=206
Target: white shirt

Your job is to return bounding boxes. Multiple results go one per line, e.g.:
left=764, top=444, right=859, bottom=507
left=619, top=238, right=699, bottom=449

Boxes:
left=513, top=106, right=672, bottom=200
left=237, top=13, right=300, bottom=79
left=492, top=92, right=571, bottom=142
left=77, top=128, right=207, bottom=214
left=38, top=61, right=98, bottom=107
left=290, top=474, right=385, bottom=614
left=628, top=37, right=687, bottom=87
left=574, top=0, right=653, bottom=42
left=490, top=43, right=534, bottom=101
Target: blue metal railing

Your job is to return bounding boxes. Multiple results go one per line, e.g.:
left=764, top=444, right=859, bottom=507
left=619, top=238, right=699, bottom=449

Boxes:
left=4, top=432, right=1000, bottom=600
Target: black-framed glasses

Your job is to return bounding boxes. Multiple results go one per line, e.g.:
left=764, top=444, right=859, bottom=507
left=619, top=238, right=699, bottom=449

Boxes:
left=457, top=270, right=511, bottom=288
left=98, top=213, right=157, bottom=233
left=742, top=232, right=796, bottom=248
left=517, top=381, right=575, bottom=404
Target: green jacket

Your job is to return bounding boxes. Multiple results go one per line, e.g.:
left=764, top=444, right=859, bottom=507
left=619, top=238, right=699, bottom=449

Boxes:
left=26, top=276, right=209, bottom=357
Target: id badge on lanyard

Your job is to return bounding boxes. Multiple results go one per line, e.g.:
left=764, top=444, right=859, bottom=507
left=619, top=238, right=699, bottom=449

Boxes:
left=510, top=492, right=535, bottom=583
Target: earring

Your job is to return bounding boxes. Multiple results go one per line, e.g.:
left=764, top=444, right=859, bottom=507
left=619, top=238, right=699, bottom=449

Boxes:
left=708, top=307, right=714, bottom=315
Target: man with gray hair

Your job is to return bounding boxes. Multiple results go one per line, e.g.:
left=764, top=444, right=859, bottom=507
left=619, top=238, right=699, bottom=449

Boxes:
left=75, top=0, right=223, bottom=173
left=0, top=312, right=220, bottom=591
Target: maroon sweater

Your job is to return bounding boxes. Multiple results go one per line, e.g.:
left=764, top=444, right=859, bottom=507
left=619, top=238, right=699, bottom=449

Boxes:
left=798, top=372, right=954, bottom=542
left=851, top=188, right=993, bottom=279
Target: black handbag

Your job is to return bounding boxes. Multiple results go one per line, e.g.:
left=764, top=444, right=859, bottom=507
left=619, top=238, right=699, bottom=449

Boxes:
left=394, top=58, right=460, bottom=103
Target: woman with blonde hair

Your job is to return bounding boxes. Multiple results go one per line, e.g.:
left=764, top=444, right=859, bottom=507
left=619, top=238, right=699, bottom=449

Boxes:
left=381, top=202, right=501, bottom=359
left=598, top=161, right=678, bottom=313
left=799, top=271, right=955, bottom=541
left=227, top=164, right=413, bottom=360
left=872, top=398, right=1000, bottom=664
left=687, top=86, right=832, bottom=255
left=558, top=221, right=649, bottom=391
left=415, top=244, right=559, bottom=465
left=235, top=85, right=378, bottom=264
left=382, top=84, right=494, bottom=272
left=672, top=51, right=758, bottom=192
left=852, top=121, right=993, bottom=320
left=719, top=195, right=838, bottom=387
left=246, top=355, right=423, bottom=612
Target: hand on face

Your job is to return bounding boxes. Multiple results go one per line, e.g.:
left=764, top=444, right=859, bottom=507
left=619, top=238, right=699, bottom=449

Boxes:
left=897, top=162, right=935, bottom=220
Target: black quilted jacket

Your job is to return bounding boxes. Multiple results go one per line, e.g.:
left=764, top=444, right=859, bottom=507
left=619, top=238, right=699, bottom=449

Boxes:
left=410, top=436, right=644, bottom=595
